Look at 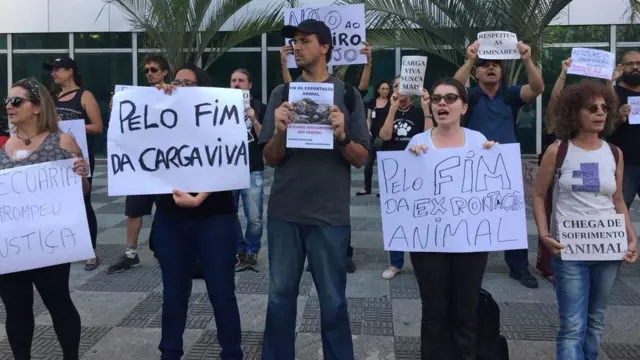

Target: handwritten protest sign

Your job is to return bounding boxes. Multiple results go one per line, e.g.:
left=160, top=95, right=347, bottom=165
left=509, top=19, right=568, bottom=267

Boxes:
left=0, top=159, right=94, bottom=274
left=108, top=87, right=250, bottom=196
left=628, top=96, right=640, bottom=125
left=377, top=144, right=528, bottom=252
left=567, top=48, right=615, bottom=80
left=284, top=4, right=366, bottom=68
left=399, top=56, right=428, bottom=96
left=10, top=120, right=91, bottom=177
left=558, top=214, right=627, bottom=261
left=287, top=82, right=334, bottom=149
left=477, top=31, right=520, bottom=60
left=114, top=85, right=134, bottom=93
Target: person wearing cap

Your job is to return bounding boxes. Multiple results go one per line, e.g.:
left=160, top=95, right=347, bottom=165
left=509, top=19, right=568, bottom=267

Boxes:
left=45, top=55, right=103, bottom=271
left=258, top=19, right=369, bottom=360
left=453, top=39, right=544, bottom=289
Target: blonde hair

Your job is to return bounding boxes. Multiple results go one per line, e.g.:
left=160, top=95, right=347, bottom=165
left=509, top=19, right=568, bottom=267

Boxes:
left=10, top=78, right=59, bottom=134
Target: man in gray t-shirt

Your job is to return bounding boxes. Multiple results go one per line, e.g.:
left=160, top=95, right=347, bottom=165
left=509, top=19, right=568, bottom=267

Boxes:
left=258, top=19, right=369, bottom=360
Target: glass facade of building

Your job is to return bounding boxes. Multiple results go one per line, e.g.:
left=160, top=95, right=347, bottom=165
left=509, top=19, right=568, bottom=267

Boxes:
left=0, top=26, right=638, bottom=156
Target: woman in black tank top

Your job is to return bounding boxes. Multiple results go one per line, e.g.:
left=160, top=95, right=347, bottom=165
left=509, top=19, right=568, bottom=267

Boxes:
left=45, top=56, right=103, bottom=271
left=2, top=77, right=89, bottom=360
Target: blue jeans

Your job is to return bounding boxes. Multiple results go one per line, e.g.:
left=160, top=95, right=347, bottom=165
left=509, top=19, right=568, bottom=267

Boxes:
left=262, top=217, right=354, bottom=360
left=552, top=257, right=621, bottom=360
left=154, top=210, right=243, bottom=360
left=233, top=171, right=264, bottom=255
left=390, top=251, right=404, bottom=269
left=622, top=165, right=640, bottom=208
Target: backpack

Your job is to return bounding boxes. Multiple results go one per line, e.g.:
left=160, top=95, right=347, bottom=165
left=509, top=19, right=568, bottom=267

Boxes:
left=476, top=289, right=510, bottom=360
left=535, top=140, right=620, bottom=278
left=280, top=81, right=357, bottom=115
left=462, top=88, right=521, bottom=141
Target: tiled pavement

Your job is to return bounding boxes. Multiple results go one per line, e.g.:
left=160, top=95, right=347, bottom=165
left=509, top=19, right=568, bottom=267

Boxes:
left=2, top=159, right=640, bottom=359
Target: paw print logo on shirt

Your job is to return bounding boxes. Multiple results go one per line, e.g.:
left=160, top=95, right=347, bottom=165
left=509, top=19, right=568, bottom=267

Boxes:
left=394, top=122, right=412, bottom=136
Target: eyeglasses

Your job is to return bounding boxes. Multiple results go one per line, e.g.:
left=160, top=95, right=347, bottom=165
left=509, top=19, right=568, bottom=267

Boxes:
left=3, top=97, right=29, bottom=108
left=144, top=67, right=159, bottom=74
left=586, top=104, right=611, bottom=114
left=622, top=61, right=640, bottom=67
left=431, top=93, right=461, bottom=105
left=171, top=80, right=197, bottom=87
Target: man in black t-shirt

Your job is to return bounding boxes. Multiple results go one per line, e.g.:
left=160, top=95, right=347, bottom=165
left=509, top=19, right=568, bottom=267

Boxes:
left=609, top=50, right=640, bottom=208
left=230, top=69, right=267, bottom=267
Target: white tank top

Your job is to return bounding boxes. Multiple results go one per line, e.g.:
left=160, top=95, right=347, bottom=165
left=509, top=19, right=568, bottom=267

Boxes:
left=551, top=140, right=617, bottom=237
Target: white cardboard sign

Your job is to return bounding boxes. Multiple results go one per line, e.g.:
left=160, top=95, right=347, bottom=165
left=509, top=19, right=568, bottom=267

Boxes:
left=558, top=214, right=627, bottom=261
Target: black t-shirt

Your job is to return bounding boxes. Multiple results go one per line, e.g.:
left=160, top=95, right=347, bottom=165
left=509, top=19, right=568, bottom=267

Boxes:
left=247, top=99, right=267, bottom=172
left=380, top=105, right=425, bottom=151
left=608, top=85, right=640, bottom=165
left=367, top=98, right=390, bottom=138
left=155, top=191, right=236, bottom=219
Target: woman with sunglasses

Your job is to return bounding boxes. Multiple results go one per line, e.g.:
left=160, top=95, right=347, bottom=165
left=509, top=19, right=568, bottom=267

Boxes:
left=45, top=56, right=102, bottom=271
left=378, top=75, right=433, bottom=280
left=153, top=63, right=242, bottom=360
left=406, top=78, right=496, bottom=359
left=1, top=78, right=89, bottom=360
left=532, top=80, right=637, bottom=360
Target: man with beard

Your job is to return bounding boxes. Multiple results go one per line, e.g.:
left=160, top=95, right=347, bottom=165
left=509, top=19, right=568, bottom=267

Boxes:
left=453, top=40, right=544, bottom=289
left=608, top=50, right=640, bottom=208
left=229, top=68, right=267, bottom=267
left=259, top=19, right=369, bottom=360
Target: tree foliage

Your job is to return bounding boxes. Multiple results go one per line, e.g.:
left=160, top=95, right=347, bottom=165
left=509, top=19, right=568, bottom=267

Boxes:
left=104, top=0, right=285, bottom=71
left=338, top=0, right=572, bottom=85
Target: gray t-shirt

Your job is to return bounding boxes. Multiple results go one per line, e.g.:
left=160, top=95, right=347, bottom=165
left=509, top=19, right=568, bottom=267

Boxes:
left=259, top=75, right=369, bottom=226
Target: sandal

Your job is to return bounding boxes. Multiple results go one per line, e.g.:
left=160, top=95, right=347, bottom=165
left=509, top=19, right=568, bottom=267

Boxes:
left=85, top=257, right=100, bottom=271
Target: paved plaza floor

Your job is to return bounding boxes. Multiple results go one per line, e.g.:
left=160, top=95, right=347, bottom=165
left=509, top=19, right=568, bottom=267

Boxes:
left=1, top=160, right=639, bottom=359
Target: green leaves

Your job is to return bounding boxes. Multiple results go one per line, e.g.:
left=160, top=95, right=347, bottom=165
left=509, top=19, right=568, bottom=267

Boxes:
left=105, top=0, right=285, bottom=71
left=338, top=0, right=573, bottom=84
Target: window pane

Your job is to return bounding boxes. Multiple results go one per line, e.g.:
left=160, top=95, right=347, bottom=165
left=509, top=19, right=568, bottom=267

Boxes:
left=267, top=30, right=284, bottom=47
left=266, top=50, right=301, bottom=97
left=209, top=32, right=262, bottom=48
left=12, top=33, right=69, bottom=49
left=0, top=35, right=6, bottom=49
left=13, top=53, right=69, bottom=86
left=74, top=33, right=132, bottom=49
left=616, top=25, right=640, bottom=42
left=74, top=53, right=134, bottom=155
left=137, top=32, right=198, bottom=50
left=0, top=54, right=7, bottom=132
left=205, top=51, right=263, bottom=101
left=545, top=25, right=609, bottom=43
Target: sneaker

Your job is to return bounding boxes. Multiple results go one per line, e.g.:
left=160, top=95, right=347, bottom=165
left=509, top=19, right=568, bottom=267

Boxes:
left=236, top=253, right=246, bottom=266
left=245, top=254, right=258, bottom=266
left=346, top=257, right=356, bottom=273
left=382, top=266, right=401, bottom=279
left=107, top=254, right=140, bottom=274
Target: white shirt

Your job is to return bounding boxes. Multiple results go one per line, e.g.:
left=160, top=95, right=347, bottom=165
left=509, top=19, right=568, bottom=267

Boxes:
left=407, top=128, right=488, bottom=150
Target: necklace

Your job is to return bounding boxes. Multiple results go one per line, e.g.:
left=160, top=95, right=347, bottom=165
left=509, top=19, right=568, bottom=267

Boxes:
left=16, top=131, right=36, bottom=145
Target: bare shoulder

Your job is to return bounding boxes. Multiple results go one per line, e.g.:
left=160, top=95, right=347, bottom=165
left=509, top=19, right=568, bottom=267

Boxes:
left=59, top=133, right=80, bottom=154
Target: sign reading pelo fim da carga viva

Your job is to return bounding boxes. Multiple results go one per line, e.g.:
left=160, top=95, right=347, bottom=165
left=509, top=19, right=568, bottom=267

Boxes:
left=0, top=158, right=94, bottom=275
left=377, top=144, right=529, bottom=253
left=107, top=86, right=250, bottom=196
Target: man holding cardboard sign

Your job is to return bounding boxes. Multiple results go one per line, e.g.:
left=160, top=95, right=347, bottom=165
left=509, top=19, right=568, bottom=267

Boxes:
left=454, top=34, right=544, bottom=289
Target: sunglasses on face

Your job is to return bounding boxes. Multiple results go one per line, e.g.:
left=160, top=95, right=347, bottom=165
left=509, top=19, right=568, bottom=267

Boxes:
left=3, top=97, right=29, bottom=108
left=586, top=104, right=611, bottom=114
left=144, top=67, right=159, bottom=74
left=172, top=80, right=197, bottom=87
left=431, top=94, right=461, bottom=105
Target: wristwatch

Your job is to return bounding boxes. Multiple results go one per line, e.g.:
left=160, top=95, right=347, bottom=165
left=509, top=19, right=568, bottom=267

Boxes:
left=337, top=134, right=351, bottom=147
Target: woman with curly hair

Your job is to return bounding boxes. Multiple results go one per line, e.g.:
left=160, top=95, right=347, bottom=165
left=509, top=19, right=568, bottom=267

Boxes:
left=532, top=79, right=638, bottom=360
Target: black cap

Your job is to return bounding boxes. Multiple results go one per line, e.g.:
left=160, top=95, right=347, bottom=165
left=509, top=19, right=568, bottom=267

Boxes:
left=476, top=58, right=502, bottom=68
left=43, top=55, right=77, bottom=71
left=281, top=19, right=332, bottom=47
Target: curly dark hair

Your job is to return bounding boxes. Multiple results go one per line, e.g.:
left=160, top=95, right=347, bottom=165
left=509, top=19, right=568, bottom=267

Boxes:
left=551, top=79, right=619, bottom=140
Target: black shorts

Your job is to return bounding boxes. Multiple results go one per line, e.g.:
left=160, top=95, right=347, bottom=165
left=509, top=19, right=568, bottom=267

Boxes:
left=125, top=195, right=155, bottom=217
